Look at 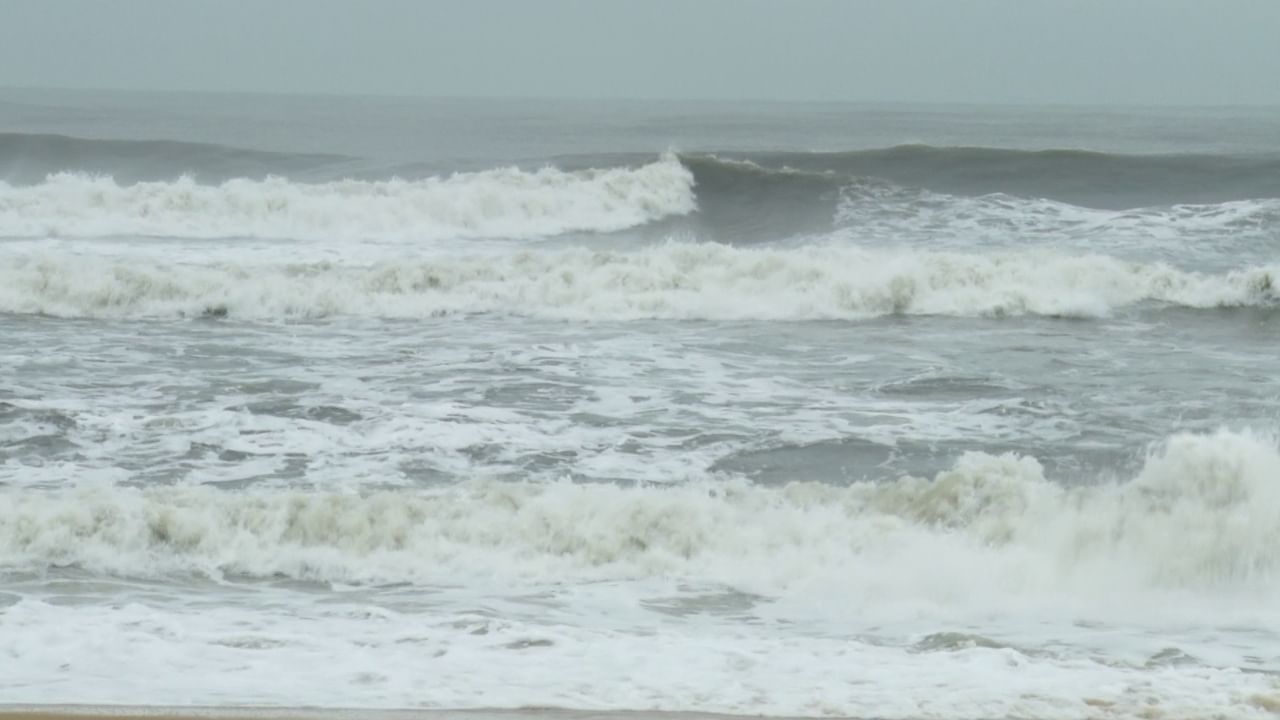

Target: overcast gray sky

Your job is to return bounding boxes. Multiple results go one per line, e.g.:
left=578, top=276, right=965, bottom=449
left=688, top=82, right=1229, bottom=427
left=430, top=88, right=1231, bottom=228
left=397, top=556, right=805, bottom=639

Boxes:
left=1, top=0, right=1278, bottom=105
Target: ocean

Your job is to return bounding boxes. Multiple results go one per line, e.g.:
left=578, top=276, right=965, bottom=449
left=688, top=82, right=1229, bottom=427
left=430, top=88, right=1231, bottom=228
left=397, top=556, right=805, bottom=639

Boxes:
left=1, top=88, right=1279, bottom=719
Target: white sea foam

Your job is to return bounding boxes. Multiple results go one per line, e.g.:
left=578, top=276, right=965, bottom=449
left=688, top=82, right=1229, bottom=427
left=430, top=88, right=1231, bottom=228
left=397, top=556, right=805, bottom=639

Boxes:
left=4, top=595, right=1276, bottom=719
left=6, top=430, right=1280, bottom=716
left=4, top=429, right=1279, bottom=598
left=0, top=154, right=696, bottom=241
left=2, top=244, right=1274, bottom=319
left=834, top=187, right=1280, bottom=266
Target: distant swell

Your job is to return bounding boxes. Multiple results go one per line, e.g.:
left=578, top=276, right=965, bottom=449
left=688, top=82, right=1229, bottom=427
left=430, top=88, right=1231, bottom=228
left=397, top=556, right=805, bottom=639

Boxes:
left=0, top=153, right=696, bottom=242
left=704, top=145, right=1280, bottom=209
left=3, top=244, right=1275, bottom=320
left=0, top=132, right=354, bottom=184
left=4, top=429, right=1279, bottom=594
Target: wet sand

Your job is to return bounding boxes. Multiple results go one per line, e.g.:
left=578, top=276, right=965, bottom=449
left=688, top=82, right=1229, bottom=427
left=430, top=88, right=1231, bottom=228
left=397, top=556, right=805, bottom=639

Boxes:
left=0, top=709, right=821, bottom=720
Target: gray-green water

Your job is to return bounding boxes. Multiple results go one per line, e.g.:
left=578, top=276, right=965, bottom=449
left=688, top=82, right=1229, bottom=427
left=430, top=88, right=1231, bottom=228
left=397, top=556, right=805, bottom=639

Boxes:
left=2, top=89, right=1280, bottom=718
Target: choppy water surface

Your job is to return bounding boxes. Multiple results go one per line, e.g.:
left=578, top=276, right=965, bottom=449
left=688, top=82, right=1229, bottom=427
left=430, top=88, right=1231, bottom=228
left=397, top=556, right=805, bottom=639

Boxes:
left=3, top=90, right=1280, bottom=719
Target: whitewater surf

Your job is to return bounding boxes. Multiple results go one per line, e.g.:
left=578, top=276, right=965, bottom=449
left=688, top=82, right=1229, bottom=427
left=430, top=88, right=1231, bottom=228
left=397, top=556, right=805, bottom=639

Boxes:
left=3, top=90, right=1280, bottom=720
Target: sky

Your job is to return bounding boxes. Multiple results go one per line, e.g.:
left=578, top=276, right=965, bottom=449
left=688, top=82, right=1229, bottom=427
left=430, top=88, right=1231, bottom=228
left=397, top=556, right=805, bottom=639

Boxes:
left=1, top=0, right=1278, bottom=106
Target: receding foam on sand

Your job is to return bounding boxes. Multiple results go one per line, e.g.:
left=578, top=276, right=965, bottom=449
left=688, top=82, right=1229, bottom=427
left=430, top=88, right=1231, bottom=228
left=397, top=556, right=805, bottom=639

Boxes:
left=0, top=709, right=801, bottom=720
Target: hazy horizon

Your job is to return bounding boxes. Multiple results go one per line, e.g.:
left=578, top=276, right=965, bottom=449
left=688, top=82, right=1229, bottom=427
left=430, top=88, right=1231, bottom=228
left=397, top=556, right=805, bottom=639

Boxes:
left=7, top=83, right=1280, bottom=110
left=6, top=4, right=1280, bottom=718
left=2, top=0, right=1279, bottom=107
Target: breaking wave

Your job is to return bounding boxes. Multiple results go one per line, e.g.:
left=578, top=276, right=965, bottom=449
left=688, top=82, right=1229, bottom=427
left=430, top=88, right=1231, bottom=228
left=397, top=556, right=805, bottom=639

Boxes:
left=6, top=139, right=1280, bottom=249
left=2, top=244, right=1275, bottom=320
left=3, top=429, right=1279, bottom=595
left=0, top=153, right=696, bottom=242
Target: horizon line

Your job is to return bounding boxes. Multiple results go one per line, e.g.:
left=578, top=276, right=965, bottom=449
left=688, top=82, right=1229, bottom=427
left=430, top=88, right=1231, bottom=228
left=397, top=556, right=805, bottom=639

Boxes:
left=4, top=83, right=1280, bottom=112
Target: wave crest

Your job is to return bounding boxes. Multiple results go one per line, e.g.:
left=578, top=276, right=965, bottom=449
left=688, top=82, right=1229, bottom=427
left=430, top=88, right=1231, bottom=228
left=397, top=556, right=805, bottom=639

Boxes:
left=702, top=145, right=1280, bottom=208
left=0, top=154, right=696, bottom=242
left=2, top=245, right=1275, bottom=320
left=4, top=429, right=1279, bottom=594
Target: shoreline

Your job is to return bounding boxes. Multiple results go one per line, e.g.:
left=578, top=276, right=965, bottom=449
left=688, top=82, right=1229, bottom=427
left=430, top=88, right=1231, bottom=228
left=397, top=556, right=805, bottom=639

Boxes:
left=0, top=709, right=845, bottom=720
